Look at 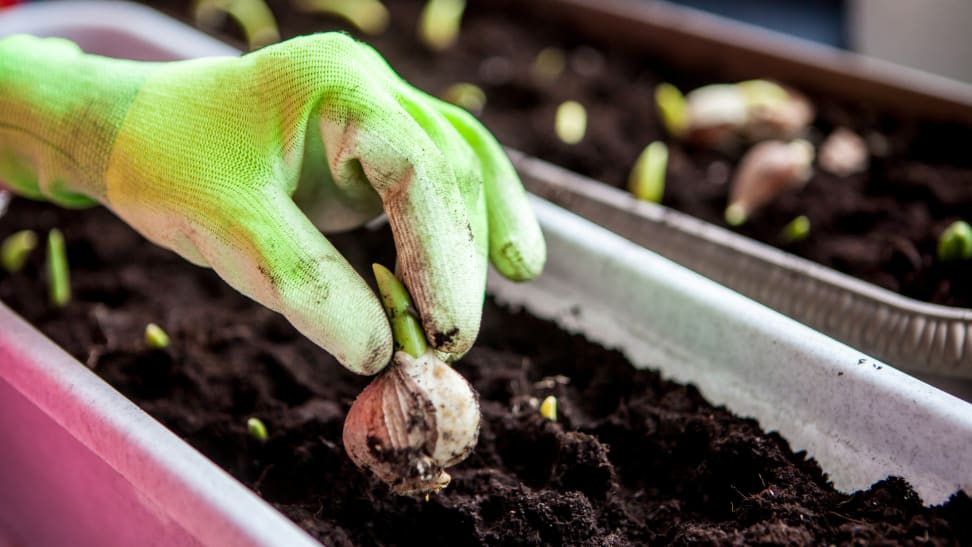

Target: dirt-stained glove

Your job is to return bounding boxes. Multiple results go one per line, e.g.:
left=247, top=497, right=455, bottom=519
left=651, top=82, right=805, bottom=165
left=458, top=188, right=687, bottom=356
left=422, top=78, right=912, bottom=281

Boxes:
left=0, top=33, right=545, bottom=375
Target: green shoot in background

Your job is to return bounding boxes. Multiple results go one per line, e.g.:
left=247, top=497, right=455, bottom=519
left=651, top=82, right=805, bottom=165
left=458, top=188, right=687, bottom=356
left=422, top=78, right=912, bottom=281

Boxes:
left=938, top=220, right=972, bottom=262
left=555, top=101, right=587, bottom=145
left=193, top=0, right=280, bottom=50
left=145, top=323, right=171, bottom=349
left=440, top=82, right=486, bottom=116
left=1, top=229, right=37, bottom=272
left=655, top=83, right=688, bottom=138
left=247, top=417, right=269, bottom=442
left=532, top=47, right=566, bottom=82
left=46, top=228, right=70, bottom=307
left=628, top=141, right=668, bottom=203
left=539, top=395, right=557, bottom=421
left=292, top=0, right=389, bottom=35
left=419, top=0, right=466, bottom=51
left=780, top=215, right=811, bottom=244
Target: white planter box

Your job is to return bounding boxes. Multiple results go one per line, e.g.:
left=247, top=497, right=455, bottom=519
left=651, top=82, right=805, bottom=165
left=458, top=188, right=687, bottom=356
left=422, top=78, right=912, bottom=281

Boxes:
left=1, top=2, right=970, bottom=545
left=527, top=0, right=972, bottom=381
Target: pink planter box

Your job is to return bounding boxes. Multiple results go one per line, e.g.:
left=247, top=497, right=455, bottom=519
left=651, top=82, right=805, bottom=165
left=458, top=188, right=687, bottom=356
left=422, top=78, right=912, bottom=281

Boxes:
left=0, top=305, right=318, bottom=546
left=0, top=3, right=317, bottom=545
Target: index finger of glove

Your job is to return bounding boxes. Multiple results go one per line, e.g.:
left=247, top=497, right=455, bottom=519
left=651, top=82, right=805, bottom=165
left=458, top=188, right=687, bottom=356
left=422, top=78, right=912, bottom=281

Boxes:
left=183, top=188, right=393, bottom=375
left=331, top=104, right=483, bottom=357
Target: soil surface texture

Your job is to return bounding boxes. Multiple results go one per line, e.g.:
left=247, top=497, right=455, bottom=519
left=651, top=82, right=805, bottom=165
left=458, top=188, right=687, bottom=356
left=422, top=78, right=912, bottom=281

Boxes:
left=140, top=0, right=972, bottom=308
left=2, top=199, right=970, bottom=545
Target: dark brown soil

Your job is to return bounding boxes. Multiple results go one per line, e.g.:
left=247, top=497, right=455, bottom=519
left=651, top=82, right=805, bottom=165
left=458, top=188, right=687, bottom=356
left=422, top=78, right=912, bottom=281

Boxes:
left=2, top=198, right=971, bottom=545
left=142, top=0, right=972, bottom=309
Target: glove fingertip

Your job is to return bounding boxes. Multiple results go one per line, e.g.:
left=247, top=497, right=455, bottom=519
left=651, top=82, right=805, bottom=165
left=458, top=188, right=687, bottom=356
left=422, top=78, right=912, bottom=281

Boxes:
left=342, top=325, right=394, bottom=376
left=492, top=233, right=546, bottom=282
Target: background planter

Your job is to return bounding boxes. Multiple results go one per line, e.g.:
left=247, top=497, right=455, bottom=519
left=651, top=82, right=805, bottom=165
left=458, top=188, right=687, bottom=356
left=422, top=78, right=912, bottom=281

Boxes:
left=517, top=0, right=972, bottom=386
left=1, top=2, right=971, bottom=544
left=515, top=153, right=972, bottom=400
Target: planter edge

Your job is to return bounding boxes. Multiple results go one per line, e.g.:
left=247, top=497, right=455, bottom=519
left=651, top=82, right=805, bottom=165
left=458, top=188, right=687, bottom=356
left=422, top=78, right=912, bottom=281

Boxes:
left=513, top=151, right=972, bottom=381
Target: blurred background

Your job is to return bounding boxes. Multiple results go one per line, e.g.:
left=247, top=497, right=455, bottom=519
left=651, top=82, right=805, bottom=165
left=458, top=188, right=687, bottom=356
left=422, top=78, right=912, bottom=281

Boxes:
left=668, top=0, right=972, bottom=84
left=1, top=0, right=970, bottom=84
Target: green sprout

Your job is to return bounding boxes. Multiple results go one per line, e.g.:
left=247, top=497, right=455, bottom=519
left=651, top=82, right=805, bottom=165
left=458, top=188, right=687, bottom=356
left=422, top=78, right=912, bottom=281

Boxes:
left=531, top=47, right=566, bottom=82
left=555, top=101, right=587, bottom=145
left=291, top=0, right=389, bottom=35
left=628, top=141, right=668, bottom=203
left=1, top=229, right=38, bottom=273
left=937, top=220, right=972, bottom=262
left=780, top=215, right=811, bottom=244
left=145, top=323, right=171, bottom=349
left=46, top=228, right=70, bottom=308
left=418, top=0, right=466, bottom=52
left=539, top=395, right=557, bottom=422
left=655, top=82, right=688, bottom=138
left=247, top=417, right=269, bottom=442
left=373, top=263, right=427, bottom=358
left=440, top=82, right=486, bottom=116
left=193, top=0, right=280, bottom=50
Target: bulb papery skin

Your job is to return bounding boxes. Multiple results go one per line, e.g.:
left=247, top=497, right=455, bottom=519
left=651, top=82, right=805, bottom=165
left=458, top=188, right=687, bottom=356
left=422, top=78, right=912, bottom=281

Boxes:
left=343, top=350, right=480, bottom=496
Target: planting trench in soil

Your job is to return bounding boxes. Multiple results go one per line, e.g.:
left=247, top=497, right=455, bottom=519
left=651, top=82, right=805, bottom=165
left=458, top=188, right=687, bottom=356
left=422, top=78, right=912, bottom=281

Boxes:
left=2, top=199, right=971, bottom=544
left=146, top=0, right=972, bottom=309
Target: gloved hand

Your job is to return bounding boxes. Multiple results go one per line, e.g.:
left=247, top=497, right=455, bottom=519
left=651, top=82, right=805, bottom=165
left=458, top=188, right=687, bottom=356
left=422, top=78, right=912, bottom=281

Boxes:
left=0, top=33, right=545, bottom=375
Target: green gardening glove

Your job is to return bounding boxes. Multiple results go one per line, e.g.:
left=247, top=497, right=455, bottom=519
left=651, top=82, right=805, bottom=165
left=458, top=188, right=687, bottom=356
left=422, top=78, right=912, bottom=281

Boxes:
left=0, top=33, right=545, bottom=375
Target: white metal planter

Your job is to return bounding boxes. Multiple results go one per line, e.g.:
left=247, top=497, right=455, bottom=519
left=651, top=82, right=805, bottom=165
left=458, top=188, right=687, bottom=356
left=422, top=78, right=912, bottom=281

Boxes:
left=525, top=0, right=972, bottom=382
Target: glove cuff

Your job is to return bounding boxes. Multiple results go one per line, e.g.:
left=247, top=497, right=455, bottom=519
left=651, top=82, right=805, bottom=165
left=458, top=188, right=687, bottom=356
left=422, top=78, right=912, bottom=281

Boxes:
left=0, top=35, right=153, bottom=206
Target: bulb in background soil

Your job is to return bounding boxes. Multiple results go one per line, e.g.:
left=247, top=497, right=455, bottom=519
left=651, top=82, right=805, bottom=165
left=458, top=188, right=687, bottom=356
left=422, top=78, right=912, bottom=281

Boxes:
left=343, top=349, right=480, bottom=496
left=819, top=127, right=869, bottom=177
left=725, top=139, right=815, bottom=226
left=738, top=80, right=814, bottom=142
left=675, top=80, right=814, bottom=150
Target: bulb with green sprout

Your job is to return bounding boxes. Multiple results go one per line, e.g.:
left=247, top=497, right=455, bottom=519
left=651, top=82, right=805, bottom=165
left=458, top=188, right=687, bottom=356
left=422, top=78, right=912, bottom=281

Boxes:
left=737, top=79, right=813, bottom=142
left=343, top=264, right=480, bottom=496
left=660, top=79, right=813, bottom=150
left=725, top=140, right=814, bottom=226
